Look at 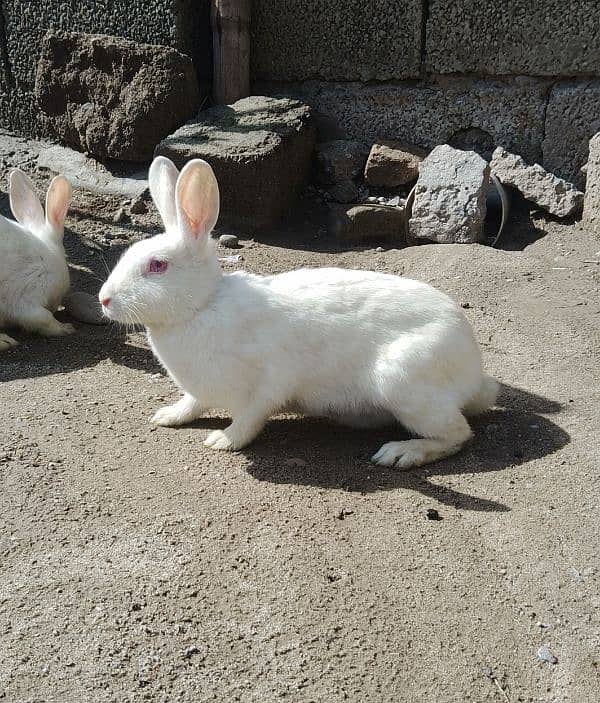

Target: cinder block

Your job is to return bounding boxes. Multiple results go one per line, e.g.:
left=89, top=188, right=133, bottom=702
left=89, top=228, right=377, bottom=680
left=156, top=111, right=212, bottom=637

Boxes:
left=542, top=82, right=600, bottom=189
left=263, top=78, right=547, bottom=165
left=155, top=96, right=315, bottom=232
left=426, top=1, right=600, bottom=76
left=251, top=0, right=423, bottom=81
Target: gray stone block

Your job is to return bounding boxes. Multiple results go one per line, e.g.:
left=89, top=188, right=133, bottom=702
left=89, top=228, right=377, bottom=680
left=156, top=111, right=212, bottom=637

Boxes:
left=364, top=140, right=426, bottom=188
left=155, top=96, right=315, bottom=232
left=543, top=82, right=600, bottom=190
left=36, top=31, right=200, bottom=162
left=263, top=79, right=547, bottom=165
left=314, top=140, right=369, bottom=186
left=251, top=0, right=422, bottom=81
left=583, top=133, right=600, bottom=234
left=426, top=1, right=600, bottom=76
left=329, top=204, right=406, bottom=244
left=490, top=147, right=583, bottom=218
left=409, top=145, right=490, bottom=244
left=327, top=180, right=359, bottom=204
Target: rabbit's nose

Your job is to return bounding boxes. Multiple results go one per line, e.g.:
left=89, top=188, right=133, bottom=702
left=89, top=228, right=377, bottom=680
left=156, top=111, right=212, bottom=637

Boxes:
left=100, top=297, right=111, bottom=307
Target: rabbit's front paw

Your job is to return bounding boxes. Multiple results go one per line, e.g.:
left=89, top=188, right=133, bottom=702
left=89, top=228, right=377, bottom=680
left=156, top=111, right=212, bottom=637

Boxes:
left=204, top=429, right=235, bottom=451
left=0, top=333, right=19, bottom=351
left=151, top=406, right=186, bottom=427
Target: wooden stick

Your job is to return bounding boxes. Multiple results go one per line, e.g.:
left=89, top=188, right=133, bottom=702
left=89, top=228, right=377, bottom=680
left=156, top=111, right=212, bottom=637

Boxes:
left=211, top=0, right=251, bottom=105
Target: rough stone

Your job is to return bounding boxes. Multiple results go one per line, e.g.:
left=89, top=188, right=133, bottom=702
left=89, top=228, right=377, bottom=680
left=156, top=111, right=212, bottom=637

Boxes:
left=409, top=145, right=490, bottom=244
left=264, top=79, right=547, bottom=165
left=219, top=234, right=240, bottom=248
left=35, top=31, right=200, bottom=162
left=582, top=133, right=600, bottom=234
left=251, top=1, right=422, bottom=81
left=327, top=181, right=359, bottom=204
left=364, top=140, right=426, bottom=188
left=37, top=144, right=149, bottom=200
left=426, top=2, right=600, bottom=76
left=543, top=82, right=600, bottom=189
left=0, top=1, right=211, bottom=136
left=329, top=204, right=406, bottom=244
left=314, top=140, right=369, bottom=186
left=63, top=291, right=108, bottom=326
left=491, top=147, right=583, bottom=218
left=155, top=96, right=315, bottom=232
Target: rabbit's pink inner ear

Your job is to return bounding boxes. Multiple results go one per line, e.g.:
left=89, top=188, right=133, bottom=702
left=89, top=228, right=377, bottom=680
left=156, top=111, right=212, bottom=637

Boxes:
left=9, top=169, right=45, bottom=232
left=149, top=156, right=179, bottom=230
left=176, top=160, right=220, bottom=242
left=46, top=176, right=72, bottom=231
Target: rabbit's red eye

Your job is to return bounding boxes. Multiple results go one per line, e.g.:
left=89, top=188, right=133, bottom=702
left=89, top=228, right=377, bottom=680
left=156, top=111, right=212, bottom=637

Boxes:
left=147, top=259, right=168, bottom=274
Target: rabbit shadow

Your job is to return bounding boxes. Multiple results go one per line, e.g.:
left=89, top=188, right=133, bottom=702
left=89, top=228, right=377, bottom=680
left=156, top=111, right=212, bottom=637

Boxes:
left=227, top=383, right=569, bottom=511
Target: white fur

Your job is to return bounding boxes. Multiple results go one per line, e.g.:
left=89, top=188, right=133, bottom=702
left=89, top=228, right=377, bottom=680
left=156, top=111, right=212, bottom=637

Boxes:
left=0, top=169, right=74, bottom=349
left=99, top=156, right=498, bottom=469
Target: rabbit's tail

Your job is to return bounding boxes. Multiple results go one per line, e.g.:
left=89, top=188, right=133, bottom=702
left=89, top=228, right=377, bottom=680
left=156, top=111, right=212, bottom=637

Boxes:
left=463, top=374, right=499, bottom=416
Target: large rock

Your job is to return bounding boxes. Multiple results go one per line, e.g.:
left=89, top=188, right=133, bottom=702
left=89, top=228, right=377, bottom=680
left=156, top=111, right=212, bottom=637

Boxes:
left=155, top=96, right=315, bottom=231
left=426, top=1, right=600, bottom=76
left=35, top=31, right=200, bottom=161
left=490, top=147, right=583, bottom=218
left=364, top=140, right=426, bottom=188
left=314, top=140, right=369, bottom=186
left=266, top=78, right=547, bottom=165
left=542, top=82, right=600, bottom=190
left=329, top=204, right=406, bottom=244
left=251, top=1, right=422, bottom=81
left=409, top=145, right=490, bottom=244
left=583, top=133, right=600, bottom=234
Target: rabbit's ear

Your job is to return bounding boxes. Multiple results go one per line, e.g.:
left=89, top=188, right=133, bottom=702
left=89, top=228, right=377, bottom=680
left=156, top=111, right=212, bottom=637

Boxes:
left=9, top=169, right=45, bottom=232
left=45, top=175, right=72, bottom=234
left=149, top=156, right=179, bottom=230
left=175, top=159, right=220, bottom=244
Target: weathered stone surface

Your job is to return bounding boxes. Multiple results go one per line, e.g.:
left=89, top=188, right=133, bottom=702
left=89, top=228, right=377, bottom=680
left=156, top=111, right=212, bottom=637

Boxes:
left=329, top=204, right=406, bottom=244
left=426, top=1, right=600, bottom=76
left=582, top=133, right=600, bottom=234
left=35, top=31, right=200, bottom=162
left=409, top=145, right=490, bottom=244
left=327, top=181, right=359, bottom=204
left=491, top=147, right=583, bottom=217
left=251, top=1, right=422, bottom=81
left=543, top=82, right=600, bottom=190
left=155, top=96, right=315, bottom=231
left=63, top=291, right=108, bottom=326
left=37, top=144, right=149, bottom=200
left=364, top=140, right=426, bottom=188
left=314, top=140, right=369, bottom=186
left=263, top=79, right=547, bottom=165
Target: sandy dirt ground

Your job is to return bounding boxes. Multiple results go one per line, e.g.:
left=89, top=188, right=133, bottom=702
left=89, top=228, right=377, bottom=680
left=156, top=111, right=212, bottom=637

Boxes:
left=1, top=158, right=599, bottom=703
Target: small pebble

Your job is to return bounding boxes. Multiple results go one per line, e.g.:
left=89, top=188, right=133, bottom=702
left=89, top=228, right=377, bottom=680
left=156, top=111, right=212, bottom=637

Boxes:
left=426, top=508, right=442, bottom=521
left=375, top=246, right=385, bottom=253
left=219, top=234, right=239, bottom=248
left=112, top=207, right=130, bottom=224
left=388, top=195, right=401, bottom=207
left=537, top=645, right=558, bottom=664
left=337, top=508, right=354, bottom=520
left=63, top=291, right=108, bottom=326
left=461, top=302, right=471, bottom=309
left=129, top=197, right=147, bottom=215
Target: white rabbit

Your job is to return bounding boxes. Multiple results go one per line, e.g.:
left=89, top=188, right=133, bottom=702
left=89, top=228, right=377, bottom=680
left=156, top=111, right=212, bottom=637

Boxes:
left=0, top=169, right=74, bottom=351
left=99, top=156, right=498, bottom=469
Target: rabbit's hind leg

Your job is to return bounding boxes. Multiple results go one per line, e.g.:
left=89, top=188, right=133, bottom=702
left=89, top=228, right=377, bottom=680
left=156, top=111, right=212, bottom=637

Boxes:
left=17, top=306, right=75, bottom=337
left=0, top=332, right=19, bottom=351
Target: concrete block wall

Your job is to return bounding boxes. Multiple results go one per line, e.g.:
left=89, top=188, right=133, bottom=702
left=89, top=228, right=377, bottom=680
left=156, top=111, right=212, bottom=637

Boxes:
left=252, top=0, right=600, bottom=187
left=0, top=0, right=210, bottom=135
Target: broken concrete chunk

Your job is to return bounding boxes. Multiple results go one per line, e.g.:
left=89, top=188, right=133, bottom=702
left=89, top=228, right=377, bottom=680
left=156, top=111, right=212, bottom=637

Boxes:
left=490, top=147, right=583, bottom=217
left=329, top=204, right=406, bottom=244
left=155, top=96, right=315, bottom=231
left=409, top=144, right=490, bottom=244
left=314, top=140, right=369, bottom=185
left=364, top=140, right=427, bottom=188
left=583, top=133, right=600, bottom=234
left=327, top=180, right=359, bottom=203
left=37, top=144, right=148, bottom=199
left=35, top=30, right=200, bottom=162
